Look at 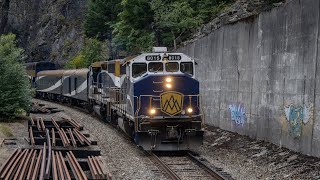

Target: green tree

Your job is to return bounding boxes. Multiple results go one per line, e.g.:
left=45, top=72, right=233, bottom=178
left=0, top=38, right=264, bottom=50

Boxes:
left=65, top=38, right=109, bottom=69
left=152, top=0, right=202, bottom=49
left=187, top=0, right=232, bottom=23
left=0, top=34, right=32, bottom=118
left=113, top=0, right=155, bottom=53
left=85, top=0, right=122, bottom=40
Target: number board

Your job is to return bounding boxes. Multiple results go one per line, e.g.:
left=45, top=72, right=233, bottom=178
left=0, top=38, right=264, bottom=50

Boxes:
left=168, top=55, right=182, bottom=61
left=145, top=55, right=161, bottom=61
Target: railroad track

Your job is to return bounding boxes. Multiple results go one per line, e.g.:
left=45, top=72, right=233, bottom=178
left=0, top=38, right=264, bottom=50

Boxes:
left=147, top=151, right=233, bottom=180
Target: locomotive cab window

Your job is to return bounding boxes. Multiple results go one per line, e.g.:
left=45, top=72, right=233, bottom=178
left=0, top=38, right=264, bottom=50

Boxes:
left=148, top=62, right=163, bottom=72
left=132, top=63, right=147, bottom=78
left=180, top=62, right=194, bottom=76
left=165, top=62, right=179, bottom=72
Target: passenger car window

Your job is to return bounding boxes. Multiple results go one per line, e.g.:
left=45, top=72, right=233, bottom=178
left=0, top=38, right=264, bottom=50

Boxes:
left=148, top=62, right=163, bottom=72
left=165, top=62, right=179, bottom=72
left=132, top=63, right=147, bottom=78
left=180, top=62, right=193, bottom=76
left=108, top=64, right=115, bottom=73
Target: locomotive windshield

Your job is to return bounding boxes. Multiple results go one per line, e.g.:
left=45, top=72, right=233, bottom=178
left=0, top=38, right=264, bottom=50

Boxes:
left=165, top=62, right=179, bottom=72
left=148, top=62, right=163, bottom=72
left=132, top=63, right=147, bottom=78
left=180, top=62, right=193, bottom=76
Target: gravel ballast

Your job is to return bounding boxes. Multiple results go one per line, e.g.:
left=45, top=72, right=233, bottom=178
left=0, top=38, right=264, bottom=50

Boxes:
left=31, top=99, right=320, bottom=179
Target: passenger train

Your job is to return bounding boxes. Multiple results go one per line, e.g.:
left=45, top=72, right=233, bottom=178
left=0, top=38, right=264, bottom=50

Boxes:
left=26, top=47, right=204, bottom=151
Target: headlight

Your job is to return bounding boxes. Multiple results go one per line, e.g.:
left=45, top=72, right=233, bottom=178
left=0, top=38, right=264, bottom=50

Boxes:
left=165, top=83, right=172, bottom=89
left=187, top=108, right=193, bottom=113
left=150, top=108, right=156, bottom=115
left=165, top=77, right=172, bottom=83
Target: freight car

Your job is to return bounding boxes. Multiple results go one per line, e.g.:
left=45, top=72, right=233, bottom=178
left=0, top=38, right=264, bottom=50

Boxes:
left=32, top=47, right=204, bottom=151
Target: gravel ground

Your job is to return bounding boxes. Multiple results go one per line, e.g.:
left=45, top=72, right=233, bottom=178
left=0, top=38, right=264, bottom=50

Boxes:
left=198, top=127, right=320, bottom=180
left=0, top=119, right=29, bottom=168
left=29, top=99, right=320, bottom=179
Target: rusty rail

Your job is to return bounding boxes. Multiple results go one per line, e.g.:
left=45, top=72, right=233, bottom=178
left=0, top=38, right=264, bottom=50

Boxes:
left=74, top=129, right=91, bottom=146
left=66, top=151, right=87, bottom=180
left=39, top=118, right=46, bottom=131
left=68, top=128, right=77, bottom=147
left=51, top=118, right=60, bottom=130
left=29, top=127, right=35, bottom=146
left=88, top=156, right=112, bottom=180
left=52, top=128, right=56, bottom=147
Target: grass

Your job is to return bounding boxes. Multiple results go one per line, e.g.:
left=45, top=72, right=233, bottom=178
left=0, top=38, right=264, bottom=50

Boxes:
left=0, top=124, right=13, bottom=137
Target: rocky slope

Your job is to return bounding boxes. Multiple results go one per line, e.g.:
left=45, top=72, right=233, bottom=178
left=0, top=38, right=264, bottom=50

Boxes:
left=0, top=0, right=86, bottom=66
left=183, top=0, right=287, bottom=45
left=0, top=0, right=286, bottom=65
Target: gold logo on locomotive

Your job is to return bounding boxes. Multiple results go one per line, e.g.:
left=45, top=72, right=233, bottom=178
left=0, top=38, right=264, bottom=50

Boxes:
left=160, top=91, right=184, bottom=116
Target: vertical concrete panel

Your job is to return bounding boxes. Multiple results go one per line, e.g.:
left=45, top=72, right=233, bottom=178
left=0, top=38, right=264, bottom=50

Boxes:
left=178, top=0, right=320, bottom=157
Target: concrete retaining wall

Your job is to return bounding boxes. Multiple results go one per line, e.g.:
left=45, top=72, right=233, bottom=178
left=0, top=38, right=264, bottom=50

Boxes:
left=179, top=0, right=320, bottom=157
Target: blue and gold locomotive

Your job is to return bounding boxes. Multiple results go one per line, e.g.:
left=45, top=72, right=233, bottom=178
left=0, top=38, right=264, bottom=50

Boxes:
left=30, top=47, right=204, bottom=151
left=91, top=47, right=204, bottom=150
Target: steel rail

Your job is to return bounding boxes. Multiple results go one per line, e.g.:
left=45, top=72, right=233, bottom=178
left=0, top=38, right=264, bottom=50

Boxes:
left=45, top=129, right=52, bottom=179
left=13, top=149, right=30, bottom=179
left=29, top=127, right=35, bottom=146
left=52, top=151, right=58, bottom=180
left=147, top=151, right=181, bottom=180
left=74, top=129, right=91, bottom=146
left=40, top=118, right=46, bottom=131
left=61, top=128, right=71, bottom=146
left=91, top=156, right=104, bottom=179
left=37, top=118, right=41, bottom=131
left=39, top=142, right=47, bottom=180
left=72, top=129, right=85, bottom=145
left=0, top=149, right=18, bottom=175
left=66, top=152, right=84, bottom=180
left=70, top=151, right=87, bottom=180
left=30, top=116, right=35, bottom=125
left=186, top=152, right=228, bottom=180
left=51, top=118, right=60, bottom=130
left=87, top=157, right=98, bottom=179
left=68, top=128, right=77, bottom=147
left=52, top=128, right=56, bottom=147
left=58, top=151, right=71, bottom=180
left=26, top=150, right=37, bottom=180
left=19, top=149, right=34, bottom=180
left=31, top=149, right=43, bottom=180
left=4, top=149, right=27, bottom=180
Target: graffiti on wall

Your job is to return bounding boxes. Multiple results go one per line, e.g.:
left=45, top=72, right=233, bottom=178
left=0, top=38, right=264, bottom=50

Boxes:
left=228, top=103, right=246, bottom=126
left=284, top=104, right=313, bottom=138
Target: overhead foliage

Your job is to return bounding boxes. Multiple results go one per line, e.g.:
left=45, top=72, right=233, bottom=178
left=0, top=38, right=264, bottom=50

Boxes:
left=113, top=0, right=155, bottom=53
left=65, top=38, right=109, bottom=69
left=151, top=0, right=202, bottom=49
left=85, top=0, right=232, bottom=53
left=85, top=0, right=122, bottom=41
left=0, top=34, right=32, bottom=118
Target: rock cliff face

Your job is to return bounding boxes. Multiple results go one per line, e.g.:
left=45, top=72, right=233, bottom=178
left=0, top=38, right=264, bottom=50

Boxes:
left=0, top=0, right=86, bottom=66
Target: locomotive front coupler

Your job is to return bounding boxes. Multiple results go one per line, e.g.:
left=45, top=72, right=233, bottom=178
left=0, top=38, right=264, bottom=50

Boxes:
left=166, top=125, right=179, bottom=139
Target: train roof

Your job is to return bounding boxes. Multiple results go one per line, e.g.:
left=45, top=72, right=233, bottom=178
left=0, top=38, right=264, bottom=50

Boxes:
left=63, top=69, right=89, bottom=77
left=37, top=70, right=65, bottom=76
left=37, top=69, right=89, bottom=77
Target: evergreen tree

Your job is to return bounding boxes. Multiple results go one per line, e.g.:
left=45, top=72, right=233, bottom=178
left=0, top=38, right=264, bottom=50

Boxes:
left=0, top=34, right=32, bottom=118
left=85, top=0, right=122, bottom=40
left=151, top=0, right=202, bottom=49
left=65, top=38, right=109, bottom=69
left=113, top=0, right=155, bottom=53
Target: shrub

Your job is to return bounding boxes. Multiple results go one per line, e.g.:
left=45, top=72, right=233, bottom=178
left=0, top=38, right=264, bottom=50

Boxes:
left=0, top=34, right=32, bottom=118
